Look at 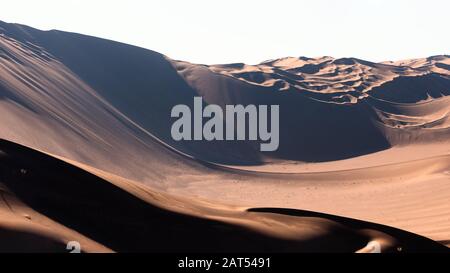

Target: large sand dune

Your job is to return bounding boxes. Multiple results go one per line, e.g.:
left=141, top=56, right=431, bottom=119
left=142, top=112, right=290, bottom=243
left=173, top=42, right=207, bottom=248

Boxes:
left=0, top=139, right=447, bottom=252
left=0, top=20, right=449, bottom=252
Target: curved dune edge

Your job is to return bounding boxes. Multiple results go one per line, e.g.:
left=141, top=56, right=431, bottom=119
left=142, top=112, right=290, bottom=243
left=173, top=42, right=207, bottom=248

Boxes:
left=0, top=139, right=447, bottom=253
left=211, top=153, right=450, bottom=176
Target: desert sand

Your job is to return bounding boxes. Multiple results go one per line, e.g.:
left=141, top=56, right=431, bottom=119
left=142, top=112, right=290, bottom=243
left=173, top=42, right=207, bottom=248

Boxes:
left=0, top=20, right=449, bottom=252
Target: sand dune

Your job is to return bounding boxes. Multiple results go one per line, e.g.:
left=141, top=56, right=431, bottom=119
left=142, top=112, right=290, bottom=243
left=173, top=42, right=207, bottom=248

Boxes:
left=172, top=55, right=449, bottom=162
left=0, top=20, right=449, bottom=252
left=0, top=139, right=447, bottom=252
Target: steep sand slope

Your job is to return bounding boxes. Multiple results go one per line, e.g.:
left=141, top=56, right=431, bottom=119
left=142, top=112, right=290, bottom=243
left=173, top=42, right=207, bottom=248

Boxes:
left=0, top=21, right=260, bottom=166
left=0, top=21, right=449, bottom=251
left=0, top=140, right=447, bottom=252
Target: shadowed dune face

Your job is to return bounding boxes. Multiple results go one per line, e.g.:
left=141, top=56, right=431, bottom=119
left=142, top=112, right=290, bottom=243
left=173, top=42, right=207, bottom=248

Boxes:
left=0, top=140, right=447, bottom=253
left=0, top=229, right=67, bottom=253
left=171, top=61, right=390, bottom=161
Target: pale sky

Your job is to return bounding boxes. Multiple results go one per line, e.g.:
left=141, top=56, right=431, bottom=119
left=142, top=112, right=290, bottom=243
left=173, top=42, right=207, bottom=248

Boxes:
left=1, top=0, right=449, bottom=64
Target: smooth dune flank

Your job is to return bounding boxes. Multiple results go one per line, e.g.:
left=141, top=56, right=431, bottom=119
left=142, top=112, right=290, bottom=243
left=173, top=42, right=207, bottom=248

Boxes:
left=0, top=20, right=449, bottom=252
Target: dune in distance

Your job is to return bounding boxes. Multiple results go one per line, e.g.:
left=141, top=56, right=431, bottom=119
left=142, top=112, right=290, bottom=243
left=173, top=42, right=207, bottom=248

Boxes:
left=0, top=20, right=449, bottom=253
